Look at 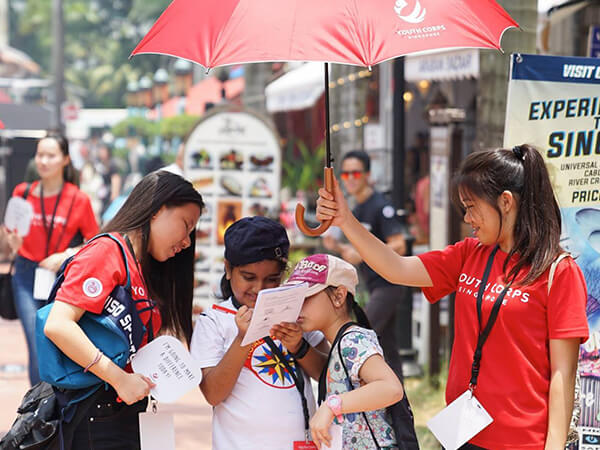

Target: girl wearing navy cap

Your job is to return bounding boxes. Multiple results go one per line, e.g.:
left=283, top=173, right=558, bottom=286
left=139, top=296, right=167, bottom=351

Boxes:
left=190, top=216, right=329, bottom=450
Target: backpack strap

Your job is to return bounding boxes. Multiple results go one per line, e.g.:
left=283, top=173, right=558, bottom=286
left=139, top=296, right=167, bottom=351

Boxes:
left=548, top=253, right=569, bottom=295
left=87, top=233, right=131, bottom=291
left=335, top=329, right=382, bottom=449
left=45, top=233, right=131, bottom=306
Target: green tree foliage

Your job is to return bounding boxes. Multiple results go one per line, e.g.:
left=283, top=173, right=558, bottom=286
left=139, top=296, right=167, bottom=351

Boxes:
left=111, top=114, right=199, bottom=141
left=9, top=0, right=172, bottom=107
left=111, top=116, right=158, bottom=140
left=281, top=139, right=326, bottom=193
left=159, top=114, right=200, bottom=140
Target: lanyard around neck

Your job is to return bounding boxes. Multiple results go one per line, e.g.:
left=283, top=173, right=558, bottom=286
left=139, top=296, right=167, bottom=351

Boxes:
left=40, top=182, right=65, bottom=257
left=469, top=245, right=514, bottom=391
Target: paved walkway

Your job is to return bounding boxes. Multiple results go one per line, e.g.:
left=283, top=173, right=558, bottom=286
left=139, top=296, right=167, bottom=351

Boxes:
left=0, top=318, right=212, bottom=449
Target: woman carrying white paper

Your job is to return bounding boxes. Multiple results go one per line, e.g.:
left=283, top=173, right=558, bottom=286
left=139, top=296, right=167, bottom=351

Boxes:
left=315, top=144, right=588, bottom=449
left=5, top=132, right=98, bottom=386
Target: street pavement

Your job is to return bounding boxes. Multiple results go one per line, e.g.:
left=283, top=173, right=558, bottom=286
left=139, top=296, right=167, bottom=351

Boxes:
left=0, top=318, right=212, bottom=450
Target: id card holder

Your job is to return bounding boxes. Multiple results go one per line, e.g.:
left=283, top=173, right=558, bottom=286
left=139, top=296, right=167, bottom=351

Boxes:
left=294, top=424, right=342, bottom=450
left=426, top=390, right=493, bottom=450
left=293, top=442, right=318, bottom=450
left=139, top=400, right=175, bottom=450
left=33, top=267, right=56, bottom=300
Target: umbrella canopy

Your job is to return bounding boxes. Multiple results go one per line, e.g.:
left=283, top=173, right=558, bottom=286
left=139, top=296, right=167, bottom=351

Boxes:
left=132, top=0, right=518, bottom=236
left=132, top=0, right=517, bottom=68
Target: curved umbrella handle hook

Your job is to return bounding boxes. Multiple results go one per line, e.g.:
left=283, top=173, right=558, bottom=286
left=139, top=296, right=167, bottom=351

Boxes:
left=295, top=167, right=334, bottom=237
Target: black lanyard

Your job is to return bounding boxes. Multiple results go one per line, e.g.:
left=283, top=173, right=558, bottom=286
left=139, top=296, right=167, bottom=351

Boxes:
left=263, top=337, right=310, bottom=439
left=469, top=245, right=514, bottom=390
left=40, top=182, right=65, bottom=257
left=231, top=295, right=310, bottom=438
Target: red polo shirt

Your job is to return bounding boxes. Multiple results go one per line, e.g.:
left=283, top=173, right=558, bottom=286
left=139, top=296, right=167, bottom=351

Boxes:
left=12, top=181, right=98, bottom=262
left=419, top=238, right=588, bottom=449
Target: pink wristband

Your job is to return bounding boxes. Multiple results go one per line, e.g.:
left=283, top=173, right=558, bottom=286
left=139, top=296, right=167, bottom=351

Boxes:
left=84, top=350, right=103, bottom=373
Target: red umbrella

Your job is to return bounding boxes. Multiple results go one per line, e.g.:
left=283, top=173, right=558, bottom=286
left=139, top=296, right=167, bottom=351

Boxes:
left=132, top=0, right=518, bottom=235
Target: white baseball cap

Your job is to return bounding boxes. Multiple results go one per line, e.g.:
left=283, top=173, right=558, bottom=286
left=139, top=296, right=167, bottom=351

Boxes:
left=286, top=254, right=358, bottom=297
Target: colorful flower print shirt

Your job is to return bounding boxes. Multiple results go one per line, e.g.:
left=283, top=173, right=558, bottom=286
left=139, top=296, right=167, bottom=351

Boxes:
left=326, top=326, right=396, bottom=449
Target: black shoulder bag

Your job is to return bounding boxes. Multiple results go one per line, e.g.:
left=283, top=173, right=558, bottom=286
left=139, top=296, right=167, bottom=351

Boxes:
left=318, top=322, right=420, bottom=450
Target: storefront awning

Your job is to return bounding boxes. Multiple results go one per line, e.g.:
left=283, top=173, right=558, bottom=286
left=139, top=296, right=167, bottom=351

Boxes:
left=404, top=48, right=479, bottom=82
left=265, top=62, right=324, bottom=113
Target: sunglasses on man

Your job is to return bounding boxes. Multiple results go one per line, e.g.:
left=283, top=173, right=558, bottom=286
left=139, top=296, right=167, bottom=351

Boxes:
left=340, top=170, right=364, bottom=180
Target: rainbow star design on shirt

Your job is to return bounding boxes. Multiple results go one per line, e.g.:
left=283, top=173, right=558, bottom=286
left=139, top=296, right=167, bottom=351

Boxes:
left=253, top=341, right=295, bottom=387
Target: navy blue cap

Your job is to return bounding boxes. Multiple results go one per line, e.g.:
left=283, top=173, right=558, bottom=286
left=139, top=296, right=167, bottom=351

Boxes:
left=224, top=216, right=290, bottom=266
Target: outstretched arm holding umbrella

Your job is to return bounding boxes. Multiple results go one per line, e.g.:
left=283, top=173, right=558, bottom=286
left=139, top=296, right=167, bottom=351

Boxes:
left=316, top=145, right=586, bottom=448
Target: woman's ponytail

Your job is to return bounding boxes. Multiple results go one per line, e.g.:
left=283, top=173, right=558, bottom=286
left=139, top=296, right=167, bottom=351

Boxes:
left=508, top=144, right=561, bottom=283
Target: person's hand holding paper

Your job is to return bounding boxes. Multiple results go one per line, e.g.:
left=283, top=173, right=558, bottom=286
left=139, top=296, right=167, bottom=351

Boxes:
left=240, top=283, right=308, bottom=346
left=131, top=335, right=202, bottom=403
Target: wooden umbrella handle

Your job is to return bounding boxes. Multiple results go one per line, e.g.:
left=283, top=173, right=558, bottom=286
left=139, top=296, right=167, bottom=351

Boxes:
left=295, top=167, right=334, bottom=237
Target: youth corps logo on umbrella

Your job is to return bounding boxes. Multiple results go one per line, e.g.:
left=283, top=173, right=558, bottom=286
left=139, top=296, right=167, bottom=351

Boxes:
left=244, top=339, right=296, bottom=389
left=394, top=0, right=447, bottom=40
left=394, top=0, right=426, bottom=24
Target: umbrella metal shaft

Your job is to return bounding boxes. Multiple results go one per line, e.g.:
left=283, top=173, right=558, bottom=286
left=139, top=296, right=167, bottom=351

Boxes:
left=324, top=62, right=332, bottom=168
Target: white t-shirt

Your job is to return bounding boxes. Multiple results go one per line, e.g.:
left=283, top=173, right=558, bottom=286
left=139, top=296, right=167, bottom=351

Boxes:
left=191, top=299, right=324, bottom=450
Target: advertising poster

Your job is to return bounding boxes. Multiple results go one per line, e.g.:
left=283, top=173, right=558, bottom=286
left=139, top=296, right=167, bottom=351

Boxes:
left=184, top=110, right=281, bottom=307
left=504, top=53, right=600, bottom=445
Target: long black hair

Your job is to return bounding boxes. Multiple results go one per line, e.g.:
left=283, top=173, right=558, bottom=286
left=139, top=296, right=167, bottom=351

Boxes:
left=323, top=286, right=372, bottom=329
left=103, top=171, right=204, bottom=345
left=40, top=131, right=78, bottom=185
left=452, top=144, right=561, bottom=285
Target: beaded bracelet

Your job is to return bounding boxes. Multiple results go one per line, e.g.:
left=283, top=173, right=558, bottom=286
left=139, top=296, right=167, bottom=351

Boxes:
left=83, top=349, right=103, bottom=373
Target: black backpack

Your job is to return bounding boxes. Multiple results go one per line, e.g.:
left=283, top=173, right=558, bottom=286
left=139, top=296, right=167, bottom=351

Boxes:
left=0, top=380, right=105, bottom=450
left=318, top=322, right=420, bottom=450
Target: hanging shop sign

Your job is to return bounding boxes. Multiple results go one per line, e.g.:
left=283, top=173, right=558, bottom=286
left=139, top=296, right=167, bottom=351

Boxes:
left=404, top=48, right=479, bottom=83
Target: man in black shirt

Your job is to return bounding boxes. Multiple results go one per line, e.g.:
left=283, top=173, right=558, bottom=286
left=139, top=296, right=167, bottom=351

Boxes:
left=323, top=150, right=409, bottom=379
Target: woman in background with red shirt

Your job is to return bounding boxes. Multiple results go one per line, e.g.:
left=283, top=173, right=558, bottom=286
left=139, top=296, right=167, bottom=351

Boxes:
left=5, top=132, right=98, bottom=386
left=43, top=170, right=204, bottom=449
left=316, top=144, right=588, bottom=449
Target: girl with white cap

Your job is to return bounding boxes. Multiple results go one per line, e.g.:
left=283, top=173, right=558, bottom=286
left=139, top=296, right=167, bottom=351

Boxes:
left=286, top=253, right=406, bottom=449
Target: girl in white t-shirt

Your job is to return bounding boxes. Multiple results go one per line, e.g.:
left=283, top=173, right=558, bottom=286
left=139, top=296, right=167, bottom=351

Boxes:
left=190, top=217, right=329, bottom=450
left=286, top=253, right=406, bottom=449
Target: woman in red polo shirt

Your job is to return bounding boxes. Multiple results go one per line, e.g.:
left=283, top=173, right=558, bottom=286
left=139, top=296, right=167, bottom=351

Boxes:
left=5, top=132, right=98, bottom=386
left=43, top=170, right=204, bottom=449
left=315, top=144, right=588, bottom=449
